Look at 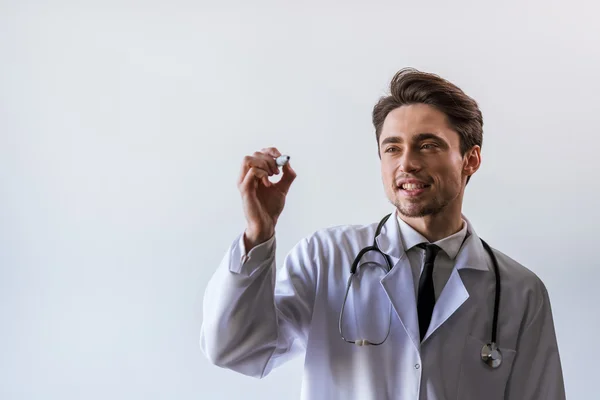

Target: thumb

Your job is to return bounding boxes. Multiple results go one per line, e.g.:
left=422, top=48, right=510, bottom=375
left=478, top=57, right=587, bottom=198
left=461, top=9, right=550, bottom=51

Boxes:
left=275, top=162, right=297, bottom=194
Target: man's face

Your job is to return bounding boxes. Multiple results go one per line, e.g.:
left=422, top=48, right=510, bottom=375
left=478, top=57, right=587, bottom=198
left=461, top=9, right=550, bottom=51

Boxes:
left=379, top=103, right=478, bottom=219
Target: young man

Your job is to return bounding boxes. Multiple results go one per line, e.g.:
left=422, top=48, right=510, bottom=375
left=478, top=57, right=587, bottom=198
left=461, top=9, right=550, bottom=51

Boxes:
left=200, top=68, right=566, bottom=399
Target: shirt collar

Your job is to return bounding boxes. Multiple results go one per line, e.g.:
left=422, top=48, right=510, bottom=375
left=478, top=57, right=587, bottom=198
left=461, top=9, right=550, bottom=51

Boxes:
left=396, top=214, right=469, bottom=260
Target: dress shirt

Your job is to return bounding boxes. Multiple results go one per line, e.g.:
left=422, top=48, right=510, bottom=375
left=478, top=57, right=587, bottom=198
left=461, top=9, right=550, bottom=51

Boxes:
left=396, top=214, right=469, bottom=300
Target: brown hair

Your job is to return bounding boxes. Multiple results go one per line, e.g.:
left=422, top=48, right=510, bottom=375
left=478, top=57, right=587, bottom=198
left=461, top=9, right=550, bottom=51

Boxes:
left=372, top=68, right=483, bottom=182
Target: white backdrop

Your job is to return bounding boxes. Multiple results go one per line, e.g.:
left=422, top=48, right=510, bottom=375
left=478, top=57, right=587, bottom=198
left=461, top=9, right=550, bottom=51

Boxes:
left=1, top=1, right=599, bottom=399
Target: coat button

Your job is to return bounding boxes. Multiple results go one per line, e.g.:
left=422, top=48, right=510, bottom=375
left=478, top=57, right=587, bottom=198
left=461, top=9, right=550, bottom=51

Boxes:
left=415, top=364, right=420, bottom=369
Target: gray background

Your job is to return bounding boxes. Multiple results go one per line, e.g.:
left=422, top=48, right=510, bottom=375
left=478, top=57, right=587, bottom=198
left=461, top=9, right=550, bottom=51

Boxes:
left=1, top=0, right=599, bottom=399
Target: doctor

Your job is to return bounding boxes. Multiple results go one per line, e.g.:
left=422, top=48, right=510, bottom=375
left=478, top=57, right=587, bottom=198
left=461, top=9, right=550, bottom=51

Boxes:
left=200, top=68, right=566, bottom=399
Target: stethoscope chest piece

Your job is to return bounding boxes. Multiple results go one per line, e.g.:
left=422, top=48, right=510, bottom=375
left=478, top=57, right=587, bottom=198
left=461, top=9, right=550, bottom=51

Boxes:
left=481, top=342, right=502, bottom=368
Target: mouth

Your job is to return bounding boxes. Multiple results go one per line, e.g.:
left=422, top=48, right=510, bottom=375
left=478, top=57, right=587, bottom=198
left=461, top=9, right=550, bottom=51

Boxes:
left=397, top=182, right=431, bottom=197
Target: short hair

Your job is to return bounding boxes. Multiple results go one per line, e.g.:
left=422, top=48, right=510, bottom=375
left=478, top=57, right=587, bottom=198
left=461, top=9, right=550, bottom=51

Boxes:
left=372, top=68, right=483, bottom=182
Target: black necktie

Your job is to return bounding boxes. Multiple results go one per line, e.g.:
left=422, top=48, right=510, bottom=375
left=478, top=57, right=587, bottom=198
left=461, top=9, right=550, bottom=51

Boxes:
left=417, top=243, right=441, bottom=341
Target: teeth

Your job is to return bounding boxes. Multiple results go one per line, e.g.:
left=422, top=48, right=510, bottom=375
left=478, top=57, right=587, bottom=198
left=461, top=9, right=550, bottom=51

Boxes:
left=401, top=183, right=428, bottom=190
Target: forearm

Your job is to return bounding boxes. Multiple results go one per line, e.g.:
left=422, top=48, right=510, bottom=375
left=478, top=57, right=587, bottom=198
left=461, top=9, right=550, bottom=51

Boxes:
left=200, top=234, right=280, bottom=377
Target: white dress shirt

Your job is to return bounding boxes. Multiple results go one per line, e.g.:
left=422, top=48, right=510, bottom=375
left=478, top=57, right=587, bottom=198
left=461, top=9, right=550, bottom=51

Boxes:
left=396, top=215, right=469, bottom=300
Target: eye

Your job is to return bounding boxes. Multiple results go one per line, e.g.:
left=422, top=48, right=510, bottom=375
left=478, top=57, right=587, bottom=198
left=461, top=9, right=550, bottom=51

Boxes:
left=385, top=146, right=399, bottom=153
left=421, top=143, right=438, bottom=150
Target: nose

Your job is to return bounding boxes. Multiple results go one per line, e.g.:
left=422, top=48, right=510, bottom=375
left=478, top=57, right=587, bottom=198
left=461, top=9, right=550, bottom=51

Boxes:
left=398, top=148, right=421, bottom=173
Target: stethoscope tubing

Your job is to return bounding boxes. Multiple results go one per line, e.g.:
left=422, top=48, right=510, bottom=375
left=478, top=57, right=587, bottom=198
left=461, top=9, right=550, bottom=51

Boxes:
left=339, top=213, right=504, bottom=368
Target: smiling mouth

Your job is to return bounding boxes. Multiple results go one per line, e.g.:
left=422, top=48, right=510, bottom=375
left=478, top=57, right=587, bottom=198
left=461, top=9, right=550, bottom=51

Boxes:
left=396, top=183, right=432, bottom=197
left=399, top=183, right=430, bottom=190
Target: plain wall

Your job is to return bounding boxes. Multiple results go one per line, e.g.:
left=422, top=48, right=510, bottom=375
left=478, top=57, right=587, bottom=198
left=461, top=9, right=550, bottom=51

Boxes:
left=1, top=1, right=599, bottom=399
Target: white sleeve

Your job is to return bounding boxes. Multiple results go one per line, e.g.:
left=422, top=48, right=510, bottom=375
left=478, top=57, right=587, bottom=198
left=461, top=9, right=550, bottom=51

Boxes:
left=504, top=284, right=566, bottom=399
left=199, top=232, right=317, bottom=379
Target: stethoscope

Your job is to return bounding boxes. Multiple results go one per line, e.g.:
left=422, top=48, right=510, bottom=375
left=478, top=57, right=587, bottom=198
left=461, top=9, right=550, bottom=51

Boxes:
left=338, top=213, right=504, bottom=369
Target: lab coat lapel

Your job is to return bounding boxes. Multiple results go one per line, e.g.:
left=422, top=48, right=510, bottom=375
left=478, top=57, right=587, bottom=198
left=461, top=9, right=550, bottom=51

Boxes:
left=376, top=212, right=421, bottom=351
left=422, top=221, right=490, bottom=343
left=421, top=267, right=469, bottom=342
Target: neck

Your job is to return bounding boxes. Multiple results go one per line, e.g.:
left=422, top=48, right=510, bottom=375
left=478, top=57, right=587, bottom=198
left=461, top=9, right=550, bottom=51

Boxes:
left=397, top=205, right=464, bottom=243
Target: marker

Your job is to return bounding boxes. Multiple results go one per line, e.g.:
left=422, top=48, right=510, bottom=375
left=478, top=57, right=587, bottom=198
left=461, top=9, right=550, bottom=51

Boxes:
left=276, top=155, right=290, bottom=167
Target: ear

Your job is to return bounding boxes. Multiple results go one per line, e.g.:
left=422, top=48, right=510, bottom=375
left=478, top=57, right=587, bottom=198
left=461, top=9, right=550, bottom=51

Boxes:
left=463, top=145, right=481, bottom=178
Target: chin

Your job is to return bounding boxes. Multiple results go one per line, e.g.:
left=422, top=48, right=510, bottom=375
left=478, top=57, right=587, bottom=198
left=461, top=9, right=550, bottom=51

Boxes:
left=395, top=200, right=446, bottom=218
left=398, top=207, right=432, bottom=218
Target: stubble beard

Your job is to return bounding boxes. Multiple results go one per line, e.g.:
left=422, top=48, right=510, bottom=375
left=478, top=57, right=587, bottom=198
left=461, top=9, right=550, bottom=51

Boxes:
left=391, top=184, right=453, bottom=218
left=394, top=197, right=449, bottom=218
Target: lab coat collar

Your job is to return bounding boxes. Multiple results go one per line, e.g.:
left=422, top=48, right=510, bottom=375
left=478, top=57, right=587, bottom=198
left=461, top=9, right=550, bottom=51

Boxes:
left=375, top=209, right=490, bottom=272
left=376, top=208, right=490, bottom=348
left=395, top=213, right=468, bottom=260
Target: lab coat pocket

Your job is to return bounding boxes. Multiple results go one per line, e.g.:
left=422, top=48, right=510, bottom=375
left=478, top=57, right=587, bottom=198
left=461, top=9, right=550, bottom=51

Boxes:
left=456, top=335, right=517, bottom=400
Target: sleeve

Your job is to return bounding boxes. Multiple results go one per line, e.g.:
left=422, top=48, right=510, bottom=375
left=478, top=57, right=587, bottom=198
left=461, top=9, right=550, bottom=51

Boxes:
left=504, top=283, right=566, bottom=399
left=199, top=231, right=317, bottom=379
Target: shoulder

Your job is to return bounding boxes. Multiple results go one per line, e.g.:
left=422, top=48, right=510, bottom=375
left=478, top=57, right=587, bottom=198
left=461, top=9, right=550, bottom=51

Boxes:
left=489, top=246, right=543, bottom=285
left=286, top=220, right=379, bottom=262
left=486, top=245, right=551, bottom=321
left=303, top=220, right=379, bottom=249
left=279, top=221, right=378, bottom=282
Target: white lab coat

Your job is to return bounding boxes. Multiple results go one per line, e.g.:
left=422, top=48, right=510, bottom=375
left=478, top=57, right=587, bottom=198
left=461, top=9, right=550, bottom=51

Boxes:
left=200, top=210, right=566, bottom=400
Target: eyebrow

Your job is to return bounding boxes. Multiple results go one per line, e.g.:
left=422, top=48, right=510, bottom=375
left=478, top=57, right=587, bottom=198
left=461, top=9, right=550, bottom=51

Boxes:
left=380, top=133, right=448, bottom=147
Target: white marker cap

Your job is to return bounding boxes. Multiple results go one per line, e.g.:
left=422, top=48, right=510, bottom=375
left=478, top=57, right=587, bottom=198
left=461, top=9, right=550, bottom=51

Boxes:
left=276, top=155, right=290, bottom=166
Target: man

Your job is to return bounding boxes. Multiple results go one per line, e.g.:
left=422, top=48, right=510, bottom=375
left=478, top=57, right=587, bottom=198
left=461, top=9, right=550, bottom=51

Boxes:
left=200, top=68, right=566, bottom=399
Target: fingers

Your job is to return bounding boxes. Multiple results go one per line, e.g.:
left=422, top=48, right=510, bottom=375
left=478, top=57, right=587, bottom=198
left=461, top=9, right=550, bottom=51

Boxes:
left=275, top=161, right=297, bottom=194
left=253, top=151, right=279, bottom=175
left=261, top=147, right=282, bottom=159
left=238, top=156, right=272, bottom=186
left=239, top=167, right=271, bottom=194
left=237, top=148, right=284, bottom=186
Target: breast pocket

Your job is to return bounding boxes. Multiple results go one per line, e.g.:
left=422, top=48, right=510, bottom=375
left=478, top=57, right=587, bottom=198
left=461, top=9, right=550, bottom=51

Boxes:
left=456, top=335, right=517, bottom=400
